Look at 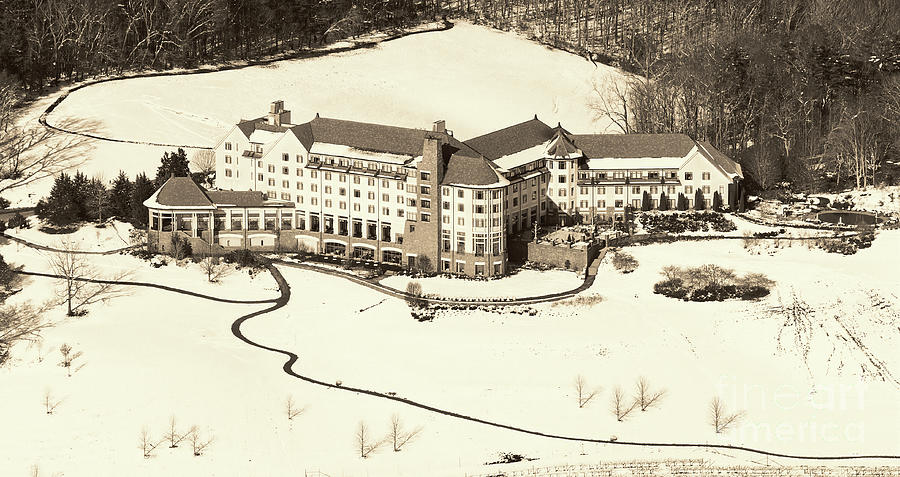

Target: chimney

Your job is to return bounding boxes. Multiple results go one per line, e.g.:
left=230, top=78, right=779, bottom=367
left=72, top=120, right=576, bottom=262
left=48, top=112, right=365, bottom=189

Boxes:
left=267, top=100, right=291, bottom=126
left=432, top=120, right=446, bottom=133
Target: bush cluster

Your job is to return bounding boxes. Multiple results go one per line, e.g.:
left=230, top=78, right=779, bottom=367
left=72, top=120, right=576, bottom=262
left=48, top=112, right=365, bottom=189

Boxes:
left=639, top=212, right=737, bottom=235
left=6, top=213, right=28, bottom=229
left=611, top=250, right=638, bottom=273
left=752, top=229, right=785, bottom=238
left=814, top=232, right=875, bottom=255
left=222, top=249, right=265, bottom=269
left=653, top=265, right=773, bottom=302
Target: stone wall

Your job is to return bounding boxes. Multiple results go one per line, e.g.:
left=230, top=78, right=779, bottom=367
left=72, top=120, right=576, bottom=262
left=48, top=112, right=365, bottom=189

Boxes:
left=509, top=239, right=603, bottom=272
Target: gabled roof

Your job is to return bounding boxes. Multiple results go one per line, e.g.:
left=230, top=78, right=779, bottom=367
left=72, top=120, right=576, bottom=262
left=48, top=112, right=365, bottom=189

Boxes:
left=570, top=133, right=696, bottom=159
left=696, top=140, right=743, bottom=179
left=150, top=177, right=214, bottom=208
left=145, top=177, right=294, bottom=209
left=545, top=128, right=581, bottom=158
left=463, top=118, right=555, bottom=160
left=206, top=190, right=291, bottom=208
left=442, top=153, right=507, bottom=187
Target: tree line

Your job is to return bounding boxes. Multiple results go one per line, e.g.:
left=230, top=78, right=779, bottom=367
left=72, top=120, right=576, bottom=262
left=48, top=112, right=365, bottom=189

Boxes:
left=0, top=0, right=440, bottom=93
left=35, top=148, right=194, bottom=227
left=450, top=0, right=900, bottom=193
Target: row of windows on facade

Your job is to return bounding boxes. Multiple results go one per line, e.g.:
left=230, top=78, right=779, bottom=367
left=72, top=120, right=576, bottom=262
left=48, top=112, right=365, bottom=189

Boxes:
left=222, top=148, right=433, bottom=179
left=440, top=261, right=502, bottom=276
left=550, top=184, right=723, bottom=197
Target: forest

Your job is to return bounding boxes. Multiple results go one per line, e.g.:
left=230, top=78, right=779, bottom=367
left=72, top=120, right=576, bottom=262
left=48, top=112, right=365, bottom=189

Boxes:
left=450, top=0, right=900, bottom=193
left=0, top=0, right=899, bottom=194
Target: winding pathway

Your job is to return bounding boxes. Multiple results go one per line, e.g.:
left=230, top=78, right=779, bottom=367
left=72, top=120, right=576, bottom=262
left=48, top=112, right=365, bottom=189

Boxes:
left=10, top=235, right=900, bottom=463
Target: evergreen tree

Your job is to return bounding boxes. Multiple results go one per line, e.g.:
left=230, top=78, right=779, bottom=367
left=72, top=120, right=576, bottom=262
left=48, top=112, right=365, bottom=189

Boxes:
left=641, top=191, right=652, bottom=211
left=108, top=171, right=133, bottom=219
left=676, top=193, right=688, bottom=211
left=658, top=192, right=669, bottom=211
left=71, top=171, right=91, bottom=220
left=35, top=173, right=81, bottom=226
left=712, top=191, right=723, bottom=211
left=131, top=173, right=155, bottom=226
left=694, top=188, right=705, bottom=210
left=155, top=148, right=191, bottom=187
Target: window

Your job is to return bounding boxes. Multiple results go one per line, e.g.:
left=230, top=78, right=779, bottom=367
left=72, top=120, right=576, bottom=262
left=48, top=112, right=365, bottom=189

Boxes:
left=296, top=154, right=303, bottom=163
left=382, top=207, right=390, bottom=216
left=476, top=191, right=484, bottom=200
left=685, top=185, right=693, bottom=194
left=368, top=191, right=375, bottom=200
left=442, top=201, right=450, bottom=210
left=408, top=198, right=417, bottom=207
left=648, top=172, right=660, bottom=179
left=268, top=164, right=275, bottom=173
left=310, top=170, right=317, bottom=179
left=296, top=182, right=303, bottom=190
left=667, top=186, right=676, bottom=194
left=702, top=172, right=711, bottom=180
left=475, top=205, right=484, bottom=214
left=225, top=155, right=232, bottom=164
left=225, top=142, right=232, bottom=150
left=282, top=180, right=289, bottom=188
left=420, top=171, right=431, bottom=181
left=557, top=161, right=565, bottom=169
left=296, top=168, right=303, bottom=176
left=340, top=188, right=347, bottom=196
left=558, top=176, right=566, bottom=183
left=268, top=178, right=275, bottom=186
left=421, top=213, right=431, bottom=222
left=257, top=174, right=264, bottom=181
left=457, top=189, right=464, bottom=198
left=420, top=185, right=431, bottom=195
left=457, top=203, right=464, bottom=212
left=353, top=189, right=360, bottom=198
left=558, top=189, right=566, bottom=197
left=597, top=200, right=606, bottom=208
left=615, top=200, right=623, bottom=207
left=353, top=176, right=360, bottom=184
left=597, top=187, right=605, bottom=194
left=512, top=197, right=519, bottom=206
left=282, top=153, right=289, bottom=161
left=421, top=199, right=431, bottom=209
left=632, top=186, right=640, bottom=194
left=311, top=184, right=318, bottom=192
left=457, top=217, right=464, bottom=226
left=684, top=172, right=693, bottom=180
left=324, top=172, right=331, bottom=180
left=368, top=205, right=375, bottom=213
left=703, top=186, right=711, bottom=194
left=615, top=186, right=623, bottom=194
left=324, top=199, right=332, bottom=208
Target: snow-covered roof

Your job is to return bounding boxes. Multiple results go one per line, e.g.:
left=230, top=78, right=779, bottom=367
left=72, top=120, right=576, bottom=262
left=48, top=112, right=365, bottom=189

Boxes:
left=310, top=143, right=415, bottom=165
left=491, top=143, right=546, bottom=171
left=248, top=129, right=283, bottom=144
left=585, top=157, right=685, bottom=170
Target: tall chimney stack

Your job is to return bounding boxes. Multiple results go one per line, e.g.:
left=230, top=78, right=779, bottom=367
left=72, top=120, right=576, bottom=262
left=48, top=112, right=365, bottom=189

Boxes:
left=432, top=120, right=446, bottom=133
left=267, top=100, right=291, bottom=127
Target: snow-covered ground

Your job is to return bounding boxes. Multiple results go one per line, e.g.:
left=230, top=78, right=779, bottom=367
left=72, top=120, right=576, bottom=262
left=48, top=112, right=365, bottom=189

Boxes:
left=5, top=216, right=135, bottom=252
left=813, top=185, right=900, bottom=215
left=379, top=268, right=583, bottom=299
left=1, top=231, right=899, bottom=475
left=4, top=21, right=626, bottom=207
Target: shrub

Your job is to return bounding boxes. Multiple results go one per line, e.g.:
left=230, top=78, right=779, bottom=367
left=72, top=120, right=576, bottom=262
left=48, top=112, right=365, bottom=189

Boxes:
left=612, top=251, right=638, bottom=273
left=653, top=265, right=774, bottom=302
left=405, top=280, right=424, bottom=308
left=223, top=249, right=264, bottom=269
left=638, top=211, right=736, bottom=235
left=7, top=213, right=28, bottom=229
left=0, top=197, right=9, bottom=209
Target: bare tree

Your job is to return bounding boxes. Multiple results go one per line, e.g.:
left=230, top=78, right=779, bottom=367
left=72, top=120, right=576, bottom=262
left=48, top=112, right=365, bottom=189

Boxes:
left=43, top=389, right=62, bottom=414
left=200, top=255, right=228, bottom=283
left=634, top=376, right=666, bottom=411
left=0, top=303, right=52, bottom=364
left=405, top=281, right=424, bottom=308
left=355, top=421, right=383, bottom=458
left=58, top=343, right=82, bottom=377
left=388, top=414, right=423, bottom=452
left=188, top=425, right=214, bottom=456
left=590, top=76, right=633, bottom=134
left=574, top=374, right=599, bottom=408
left=611, top=386, right=636, bottom=421
left=190, top=149, right=216, bottom=188
left=48, top=241, right=130, bottom=316
left=0, top=116, right=97, bottom=196
left=710, top=396, right=745, bottom=433
left=286, top=395, right=306, bottom=421
left=163, top=415, right=188, bottom=448
left=140, top=426, right=160, bottom=458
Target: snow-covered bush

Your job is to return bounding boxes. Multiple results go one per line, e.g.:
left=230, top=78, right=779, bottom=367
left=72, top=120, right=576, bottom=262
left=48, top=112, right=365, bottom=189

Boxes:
left=612, top=251, right=638, bottom=273
left=653, top=265, right=773, bottom=302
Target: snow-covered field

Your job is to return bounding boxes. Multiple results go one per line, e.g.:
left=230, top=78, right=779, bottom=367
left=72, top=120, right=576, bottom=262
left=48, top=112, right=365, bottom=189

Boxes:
left=5, top=217, right=135, bottom=252
left=813, top=185, right=900, bottom=215
left=5, top=21, right=626, bottom=207
left=2, top=230, right=899, bottom=475
left=379, top=268, right=583, bottom=299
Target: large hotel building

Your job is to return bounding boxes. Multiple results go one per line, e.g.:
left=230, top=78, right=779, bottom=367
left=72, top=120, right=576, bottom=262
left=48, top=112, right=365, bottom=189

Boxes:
left=145, top=101, right=743, bottom=276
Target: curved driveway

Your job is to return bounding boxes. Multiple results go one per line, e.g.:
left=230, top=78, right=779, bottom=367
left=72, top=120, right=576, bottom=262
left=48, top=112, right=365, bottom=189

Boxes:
left=9, top=235, right=899, bottom=463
